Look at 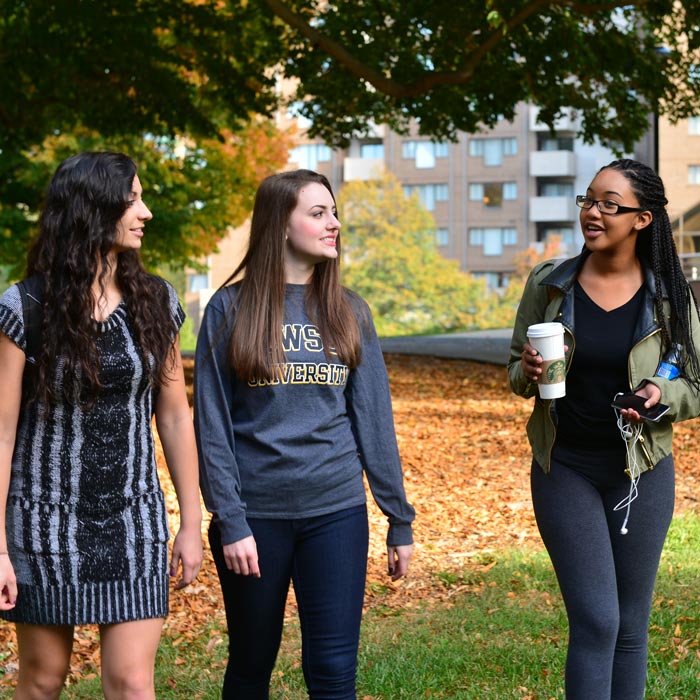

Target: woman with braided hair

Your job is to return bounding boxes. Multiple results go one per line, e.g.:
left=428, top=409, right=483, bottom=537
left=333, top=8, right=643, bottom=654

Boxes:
left=509, top=159, right=700, bottom=699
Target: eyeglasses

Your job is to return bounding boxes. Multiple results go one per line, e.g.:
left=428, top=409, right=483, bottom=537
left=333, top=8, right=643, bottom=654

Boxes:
left=575, top=195, right=646, bottom=216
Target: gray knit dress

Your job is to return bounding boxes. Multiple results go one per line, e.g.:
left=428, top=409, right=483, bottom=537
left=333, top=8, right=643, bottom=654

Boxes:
left=0, top=280, right=184, bottom=625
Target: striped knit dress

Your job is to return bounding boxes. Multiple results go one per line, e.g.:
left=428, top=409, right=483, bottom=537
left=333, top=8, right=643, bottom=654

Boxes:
left=0, top=280, right=184, bottom=625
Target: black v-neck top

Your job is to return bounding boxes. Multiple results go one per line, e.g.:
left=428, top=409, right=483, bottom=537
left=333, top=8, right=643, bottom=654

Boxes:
left=554, top=280, right=645, bottom=452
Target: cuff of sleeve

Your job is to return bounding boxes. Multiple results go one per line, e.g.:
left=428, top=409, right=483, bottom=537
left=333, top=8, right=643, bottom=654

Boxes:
left=636, top=377, right=665, bottom=398
left=215, top=513, right=253, bottom=546
left=387, top=523, right=414, bottom=547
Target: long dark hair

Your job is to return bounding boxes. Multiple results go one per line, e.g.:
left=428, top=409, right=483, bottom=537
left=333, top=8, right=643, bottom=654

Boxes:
left=221, top=169, right=363, bottom=382
left=602, top=159, right=700, bottom=389
left=27, top=151, right=178, bottom=406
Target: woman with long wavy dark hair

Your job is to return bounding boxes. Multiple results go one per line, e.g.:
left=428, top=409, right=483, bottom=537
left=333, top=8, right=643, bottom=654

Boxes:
left=0, top=151, right=202, bottom=699
left=194, top=169, right=415, bottom=699
left=509, top=159, right=700, bottom=699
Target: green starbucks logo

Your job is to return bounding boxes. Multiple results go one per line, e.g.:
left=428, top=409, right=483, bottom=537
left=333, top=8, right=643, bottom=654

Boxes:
left=545, top=359, right=566, bottom=383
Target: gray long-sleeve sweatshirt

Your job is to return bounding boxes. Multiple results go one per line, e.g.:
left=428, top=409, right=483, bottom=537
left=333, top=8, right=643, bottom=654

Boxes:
left=194, top=283, right=415, bottom=547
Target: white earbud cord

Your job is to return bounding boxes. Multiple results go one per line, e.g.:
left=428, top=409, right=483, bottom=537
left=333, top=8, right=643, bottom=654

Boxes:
left=613, top=408, right=643, bottom=535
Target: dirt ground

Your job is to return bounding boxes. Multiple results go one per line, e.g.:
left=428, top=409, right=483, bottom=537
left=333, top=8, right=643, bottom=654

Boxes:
left=2, top=354, right=699, bottom=683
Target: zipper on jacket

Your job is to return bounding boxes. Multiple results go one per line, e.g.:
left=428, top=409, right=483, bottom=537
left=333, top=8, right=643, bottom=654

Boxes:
left=543, top=319, right=574, bottom=472
left=543, top=400, right=557, bottom=472
left=627, top=327, right=661, bottom=386
left=625, top=327, right=661, bottom=474
left=629, top=431, right=655, bottom=473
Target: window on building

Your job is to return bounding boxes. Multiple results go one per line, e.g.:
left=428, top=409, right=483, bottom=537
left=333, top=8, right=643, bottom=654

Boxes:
left=435, top=227, right=450, bottom=247
left=473, top=271, right=510, bottom=290
left=468, top=182, right=518, bottom=206
left=401, top=140, right=450, bottom=168
left=690, top=165, right=700, bottom=184
left=469, top=229, right=484, bottom=246
left=539, top=226, right=577, bottom=254
left=402, top=184, right=449, bottom=211
left=503, top=182, right=518, bottom=200
left=468, top=183, right=482, bottom=202
left=689, top=117, right=700, bottom=135
left=539, top=182, right=574, bottom=197
left=502, top=228, right=518, bottom=246
left=289, top=144, right=332, bottom=170
left=188, top=273, right=209, bottom=293
left=537, top=135, right=575, bottom=151
left=360, top=143, right=385, bottom=159
left=469, top=227, right=518, bottom=255
left=468, top=137, right=518, bottom=166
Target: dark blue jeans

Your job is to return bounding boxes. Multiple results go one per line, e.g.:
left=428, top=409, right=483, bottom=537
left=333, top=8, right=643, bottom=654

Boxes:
left=209, top=504, right=369, bottom=700
left=531, top=453, right=674, bottom=700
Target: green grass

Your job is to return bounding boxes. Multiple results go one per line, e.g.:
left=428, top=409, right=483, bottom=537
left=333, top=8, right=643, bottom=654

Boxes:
left=3, top=514, right=700, bottom=699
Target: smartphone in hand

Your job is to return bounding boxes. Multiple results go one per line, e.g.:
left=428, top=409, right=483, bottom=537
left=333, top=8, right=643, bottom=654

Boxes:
left=611, top=392, right=670, bottom=422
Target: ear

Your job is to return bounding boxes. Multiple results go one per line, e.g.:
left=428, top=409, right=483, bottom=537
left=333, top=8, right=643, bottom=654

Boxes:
left=634, top=210, right=653, bottom=231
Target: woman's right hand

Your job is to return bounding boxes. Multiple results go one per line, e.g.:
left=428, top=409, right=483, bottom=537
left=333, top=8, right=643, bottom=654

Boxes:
left=0, top=554, right=17, bottom=610
left=521, top=341, right=568, bottom=383
left=222, top=535, right=260, bottom=578
left=521, top=342, right=543, bottom=382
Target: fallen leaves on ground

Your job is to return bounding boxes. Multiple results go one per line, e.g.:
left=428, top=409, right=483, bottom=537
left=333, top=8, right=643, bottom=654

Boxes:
left=2, top=354, right=700, bottom=684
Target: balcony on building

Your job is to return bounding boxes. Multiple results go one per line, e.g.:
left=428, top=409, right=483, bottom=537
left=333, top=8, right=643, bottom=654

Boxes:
left=530, top=150, right=576, bottom=178
left=529, top=196, right=578, bottom=222
left=343, top=157, right=385, bottom=182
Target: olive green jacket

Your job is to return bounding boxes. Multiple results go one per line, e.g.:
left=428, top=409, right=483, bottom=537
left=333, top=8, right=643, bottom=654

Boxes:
left=508, top=252, right=700, bottom=474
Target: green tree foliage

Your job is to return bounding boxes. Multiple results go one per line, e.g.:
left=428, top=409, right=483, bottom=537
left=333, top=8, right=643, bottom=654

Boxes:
left=338, top=178, right=567, bottom=334
left=0, top=1, right=281, bottom=158
left=0, top=0, right=290, bottom=276
left=4, top=2, right=699, bottom=159
left=5, top=0, right=698, bottom=275
left=0, top=123, right=292, bottom=276
left=338, top=175, right=490, bottom=336
left=260, top=0, right=700, bottom=151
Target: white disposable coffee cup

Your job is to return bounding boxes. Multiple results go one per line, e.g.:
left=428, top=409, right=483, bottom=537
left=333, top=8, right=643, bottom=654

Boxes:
left=527, top=322, right=566, bottom=399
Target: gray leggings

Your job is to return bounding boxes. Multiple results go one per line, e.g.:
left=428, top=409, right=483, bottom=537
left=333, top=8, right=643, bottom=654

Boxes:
left=531, top=454, right=674, bottom=700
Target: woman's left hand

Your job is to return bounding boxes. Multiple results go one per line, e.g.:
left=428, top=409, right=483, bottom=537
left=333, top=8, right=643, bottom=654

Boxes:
left=387, top=544, right=413, bottom=581
left=621, top=383, right=662, bottom=425
left=170, top=525, right=204, bottom=590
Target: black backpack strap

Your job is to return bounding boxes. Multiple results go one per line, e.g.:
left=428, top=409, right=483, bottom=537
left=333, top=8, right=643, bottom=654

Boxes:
left=17, top=276, right=44, bottom=405
left=17, top=276, right=43, bottom=365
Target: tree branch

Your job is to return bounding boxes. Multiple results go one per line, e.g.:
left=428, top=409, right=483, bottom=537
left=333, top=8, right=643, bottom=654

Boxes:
left=263, top=0, right=403, bottom=94
left=263, top=0, right=651, bottom=97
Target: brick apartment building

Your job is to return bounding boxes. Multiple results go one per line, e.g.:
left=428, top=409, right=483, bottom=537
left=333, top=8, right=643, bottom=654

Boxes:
left=185, top=103, right=700, bottom=330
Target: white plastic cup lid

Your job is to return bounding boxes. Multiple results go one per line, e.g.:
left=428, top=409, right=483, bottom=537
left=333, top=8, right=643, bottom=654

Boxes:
left=527, top=322, right=564, bottom=338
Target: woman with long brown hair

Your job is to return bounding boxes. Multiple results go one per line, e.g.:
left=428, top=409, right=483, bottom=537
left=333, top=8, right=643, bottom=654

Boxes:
left=195, top=169, right=415, bottom=699
left=0, top=151, right=202, bottom=699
